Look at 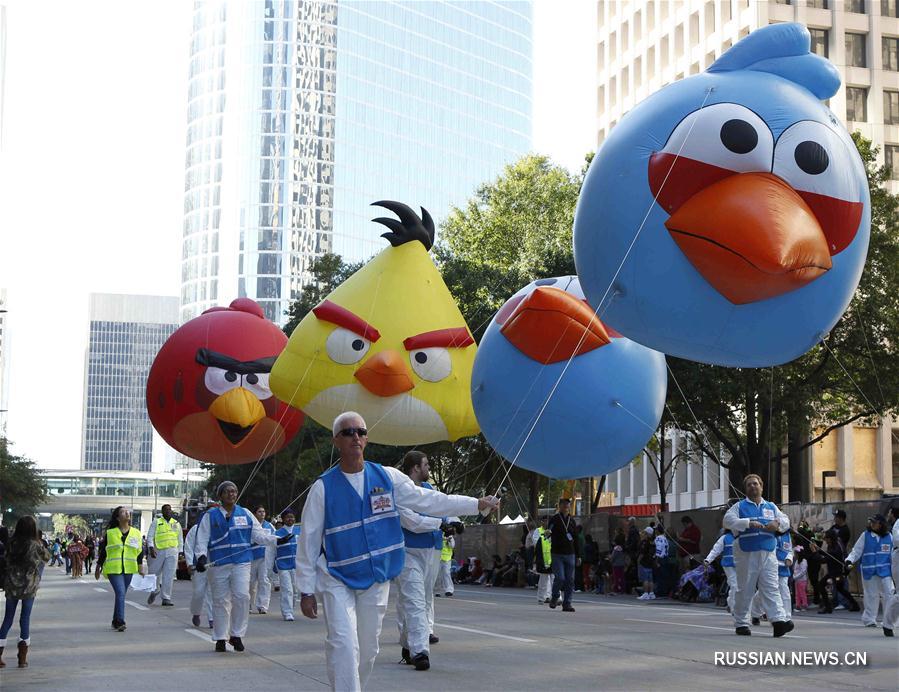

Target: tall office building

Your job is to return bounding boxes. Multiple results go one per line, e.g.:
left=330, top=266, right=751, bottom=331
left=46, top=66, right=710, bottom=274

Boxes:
left=81, top=294, right=178, bottom=473
left=0, top=288, right=9, bottom=435
left=596, top=0, right=899, bottom=509
left=181, top=0, right=533, bottom=324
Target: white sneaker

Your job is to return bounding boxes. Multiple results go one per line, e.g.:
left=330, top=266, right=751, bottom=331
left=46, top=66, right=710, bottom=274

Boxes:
left=284, top=614, right=295, bottom=621
left=648, top=593, right=656, bottom=600
left=637, top=593, right=648, bottom=600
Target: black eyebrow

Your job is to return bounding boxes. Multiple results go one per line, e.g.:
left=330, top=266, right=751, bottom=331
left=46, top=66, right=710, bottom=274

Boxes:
left=195, top=348, right=277, bottom=374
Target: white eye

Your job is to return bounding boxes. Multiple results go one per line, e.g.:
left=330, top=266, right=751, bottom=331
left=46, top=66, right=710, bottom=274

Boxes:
left=204, top=367, right=242, bottom=396
left=772, top=121, right=860, bottom=202
left=241, top=372, right=272, bottom=400
left=326, top=327, right=371, bottom=365
left=659, top=103, right=773, bottom=173
left=409, top=348, right=452, bottom=382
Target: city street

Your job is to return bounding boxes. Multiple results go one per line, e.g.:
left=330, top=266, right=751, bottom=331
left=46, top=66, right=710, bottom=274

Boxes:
left=5, top=569, right=897, bottom=691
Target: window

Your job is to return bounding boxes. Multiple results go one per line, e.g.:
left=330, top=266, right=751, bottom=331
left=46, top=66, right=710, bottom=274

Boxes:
left=884, top=0, right=899, bottom=17
left=846, top=87, right=867, bottom=121
left=885, top=145, right=899, bottom=179
left=808, top=0, right=828, bottom=7
left=885, top=90, right=899, bottom=124
left=883, top=36, right=899, bottom=70
left=845, top=0, right=865, bottom=11
left=810, top=28, right=829, bottom=58
left=846, top=33, right=867, bottom=66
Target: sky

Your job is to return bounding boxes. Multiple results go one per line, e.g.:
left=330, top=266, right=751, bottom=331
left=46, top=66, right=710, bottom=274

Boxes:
left=0, top=0, right=596, bottom=470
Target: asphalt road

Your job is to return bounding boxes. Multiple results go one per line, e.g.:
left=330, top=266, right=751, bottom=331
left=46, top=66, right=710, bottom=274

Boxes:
left=3, top=569, right=897, bottom=691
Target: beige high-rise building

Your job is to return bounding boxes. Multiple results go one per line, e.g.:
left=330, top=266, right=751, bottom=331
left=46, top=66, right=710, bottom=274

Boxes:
left=596, top=1, right=899, bottom=508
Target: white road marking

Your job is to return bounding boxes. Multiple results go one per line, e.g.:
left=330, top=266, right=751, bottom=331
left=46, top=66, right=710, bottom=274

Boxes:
left=442, top=597, right=496, bottom=606
left=184, top=628, right=231, bottom=649
left=626, top=618, right=807, bottom=639
left=125, top=600, right=149, bottom=611
left=177, top=607, right=189, bottom=610
left=436, top=622, right=536, bottom=643
left=93, top=588, right=108, bottom=593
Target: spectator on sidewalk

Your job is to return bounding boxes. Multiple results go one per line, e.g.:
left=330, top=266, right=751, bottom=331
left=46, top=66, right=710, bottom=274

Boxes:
left=817, top=532, right=860, bottom=614
left=637, top=531, right=657, bottom=600
left=679, top=516, right=702, bottom=572
left=582, top=534, right=598, bottom=592
left=610, top=539, right=626, bottom=594
left=792, top=548, right=809, bottom=611
left=0, top=515, right=51, bottom=668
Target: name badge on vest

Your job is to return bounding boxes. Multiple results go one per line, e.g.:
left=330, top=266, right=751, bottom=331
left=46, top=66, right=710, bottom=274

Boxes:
left=370, top=489, right=394, bottom=515
left=762, top=508, right=775, bottom=520
left=882, top=544, right=891, bottom=553
left=233, top=515, right=248, bottom=527
left=127, top=536, right=140, bottom=548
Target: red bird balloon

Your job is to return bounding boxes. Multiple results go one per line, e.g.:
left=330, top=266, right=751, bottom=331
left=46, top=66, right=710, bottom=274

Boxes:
left=146, top=298, right=303, bottom=465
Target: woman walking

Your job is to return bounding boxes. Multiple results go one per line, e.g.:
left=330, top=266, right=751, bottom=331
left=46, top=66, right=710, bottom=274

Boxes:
left=68, top=538, right=87, bottom=579
left=94, top=507, right=145, bottom=632
left=0, top=515, right=51, bottom=668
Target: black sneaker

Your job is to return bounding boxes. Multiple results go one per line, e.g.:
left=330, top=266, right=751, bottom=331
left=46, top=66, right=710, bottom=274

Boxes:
left=562, top=605, right=576, bottom=612
left=751, top=617, right=761, bottom=626
left=445, top=592, right=453, bottom=597
left=772, top=620, right=794, bottom=638
left=399, top=648, right=412, bottom=665
left=549, top=597, right=559, bottom=609
left=161, top=600, right=174, bottom=607
left=147, top=590, right=158, bottom=605
left=116, top=622, right=127, bottom=632
left=735, top=627, right=751, bottom=636
left=215, top=640, right=227, bottom=652
left=883, top=627, right=894, bottom=637
left=192, top=615, right=201, bottom=627
left=413, top=653, right=430, bottom=671
left=228, top=636, right=245, bottom=652
left=428, top=634, right=439, bottom=645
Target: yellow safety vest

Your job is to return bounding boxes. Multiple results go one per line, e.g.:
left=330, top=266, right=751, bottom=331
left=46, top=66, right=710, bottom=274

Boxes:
left=441, top=537, right=454, bottom=562
left=103, top=527, right=143, bottom=576
left=538, top=527, right=552, bottom=567
left=153, top=517, right=181, bottom=550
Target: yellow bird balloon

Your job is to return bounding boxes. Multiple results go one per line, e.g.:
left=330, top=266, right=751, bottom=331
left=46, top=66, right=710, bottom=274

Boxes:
left=270, top=201, right=480, bottom=445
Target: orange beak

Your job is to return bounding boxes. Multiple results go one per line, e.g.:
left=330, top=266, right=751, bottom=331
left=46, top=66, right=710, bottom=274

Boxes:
left=665, top=172, right=832, bottom=305
left=354, top=350, right=415, bottom=397
left=500, top=286, right=611, bottom=364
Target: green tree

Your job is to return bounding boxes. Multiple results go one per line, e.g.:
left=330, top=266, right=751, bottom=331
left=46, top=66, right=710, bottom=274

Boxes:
left=52, top=513, right=90, bottom=538
left=665, top=133, right=899, bottom=501
left=283, top=253, right=363, bottom=336
left=0, top=437, right=48, bottom=524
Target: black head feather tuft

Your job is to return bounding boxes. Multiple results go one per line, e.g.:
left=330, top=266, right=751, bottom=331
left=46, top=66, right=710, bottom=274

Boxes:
left=371, top=200, right=434, bottom=251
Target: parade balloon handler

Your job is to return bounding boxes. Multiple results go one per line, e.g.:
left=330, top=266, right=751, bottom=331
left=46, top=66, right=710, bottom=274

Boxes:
left=273, top=508, right=301, bottom=621
left=95, top=506, right=146, bottom=633
left=193, top=481, right=294, bottom=652
left=704, top=529, right=737, bottom=613
left=844, top=513, right=894, bottom=629
left=723, top=474, right=794, bottom=637
left=146, top=503, right=183, bottom=607
left=297, top=411, right=498, bottom=691
left=882, top=505, right=899, bottom=637
left=750, top=530, right=794, bottom=625
left=184, top=501, right=216, bottom=629
left=249, top=505, right=276, bottom=615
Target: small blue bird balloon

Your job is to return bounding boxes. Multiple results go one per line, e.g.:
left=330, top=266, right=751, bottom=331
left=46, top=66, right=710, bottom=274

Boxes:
left=471, top=276, right=666, bottom=480
left=574, top=23, right=870, bottom=367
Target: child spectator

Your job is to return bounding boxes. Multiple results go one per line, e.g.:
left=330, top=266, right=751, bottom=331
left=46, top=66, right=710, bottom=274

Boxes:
left=792, top=548, right=809, bottom=611
left=610, top=543, right=626, bottom=594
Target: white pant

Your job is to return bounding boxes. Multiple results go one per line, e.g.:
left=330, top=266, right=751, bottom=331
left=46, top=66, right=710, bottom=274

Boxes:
left=750, top=575, right=790, bottom=619
left=149, top=546, right=178, bottom=600
left=317, top=567, right=389, bottom=692
left=860, top=574, right=894, bottom=626
left=190, top=569, right=213, bottom=622
left=723, top=565, right=737, bottom=613
left=436, top=560, right=453, bottom=595
left=537, top=573, right=553, bottom=602
left=279, top=569, right=295, bottom=618
left=883, top=551, right=899, bottom=629
left=209, top=562, right=251, bottom=642
left=249, top=557, right=272, bottom=612
left=395, top=547, right=440, bottom=656
left=732, top=547, right=786, bottom=628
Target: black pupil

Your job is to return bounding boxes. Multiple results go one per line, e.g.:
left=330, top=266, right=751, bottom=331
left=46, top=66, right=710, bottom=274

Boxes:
left=224, top=371, right=238, bottom=382
left=246, top=373, right=259, bottom=385
left=351, top=339, right=365, bottom=351
left=415, top=352, right=428, bottom=364
left=720, top=119, right=758, bottom=154
left=794, top=140, right=829, bottom=175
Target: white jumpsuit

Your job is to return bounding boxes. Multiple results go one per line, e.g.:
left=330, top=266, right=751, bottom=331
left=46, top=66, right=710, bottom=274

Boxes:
left=395, top=505, right=443, bottom=657
left=249, top=520, right=276, bottom=612
left=750, top=546, right=793, bottom=620
left=298, top=465, right=478, bottom=692
left=195, top=507, right=280, bottom=642
left=723, top=500, right=790, bottom=629
left=184, top=524, right=213, bottom=623
left=882, top=521, right=899, bottom=630
left=147, top=516, right=183, bottom=602
left=847, top=530, right=895, bottom=626
left=704, top=534, right=737, bottom=614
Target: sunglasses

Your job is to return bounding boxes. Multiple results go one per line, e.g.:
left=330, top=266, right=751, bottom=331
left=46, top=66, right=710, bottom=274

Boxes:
left=339, top=427, right=368, bottom=438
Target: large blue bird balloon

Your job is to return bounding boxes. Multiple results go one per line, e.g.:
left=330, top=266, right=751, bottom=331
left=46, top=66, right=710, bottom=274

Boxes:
left=471, top=276, right=666, bottom=480
left=574, top=23, right=869, bottom=367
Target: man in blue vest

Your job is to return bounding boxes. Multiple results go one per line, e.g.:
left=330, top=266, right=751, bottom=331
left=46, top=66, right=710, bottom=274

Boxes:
left=195, top=481, right=293, bottom=652
left=882, top=505, right=898, bottom=637
left=394, top=450, right=458, bottom=671
left=845, top=513, right=894, bottom=628
left=704, top=528, right=736, bottom=613
left=249, top=505, right=276, bottom=615
left=274, top=508, right=302, bottom=620
left=723, top=473, right=793, bottom=637
left=297, top=411, right=498, bottom=692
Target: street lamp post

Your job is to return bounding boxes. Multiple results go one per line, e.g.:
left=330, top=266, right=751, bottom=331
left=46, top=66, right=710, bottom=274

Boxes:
left=821, top=470, right=837, bottom=504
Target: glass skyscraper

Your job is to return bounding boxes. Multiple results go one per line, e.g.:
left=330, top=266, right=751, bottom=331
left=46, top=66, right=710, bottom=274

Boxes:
left=181, top=0, right=533, bottom=324
left=81, top=294, right=179, bottom=473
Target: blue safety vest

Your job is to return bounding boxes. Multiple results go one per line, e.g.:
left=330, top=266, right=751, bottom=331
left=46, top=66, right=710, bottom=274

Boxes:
left=208, top=506, right=254, bottom=565
left=736, top=499, right=778, bottom=552
left=721, top=532, right=735, bottom=568
left=775, top=534, right=792, bottom=578
left=860, top=531, right=892, bottom=580
left=402, top=481, right=444, bottom=551
left=321, top=462, right=405, bottom=590
left=275, top=525, right=301, bottom=570
left=251, top=520, right=275, bottom=561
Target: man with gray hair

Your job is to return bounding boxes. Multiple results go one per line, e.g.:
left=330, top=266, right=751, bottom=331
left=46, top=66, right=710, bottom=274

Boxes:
left=298, top=411, right=499, bottom=691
